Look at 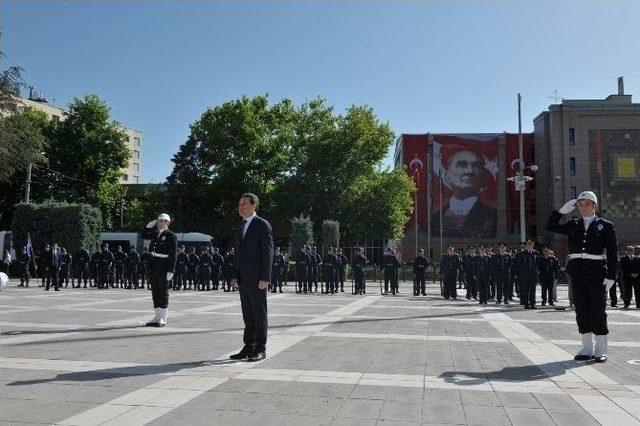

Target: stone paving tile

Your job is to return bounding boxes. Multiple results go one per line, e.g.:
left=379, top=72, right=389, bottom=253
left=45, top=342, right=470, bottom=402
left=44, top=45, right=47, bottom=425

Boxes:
left=3, top=281, right=638, bottom=425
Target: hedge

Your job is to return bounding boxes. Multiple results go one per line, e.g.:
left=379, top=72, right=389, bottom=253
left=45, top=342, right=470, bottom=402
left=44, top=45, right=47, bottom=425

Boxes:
left=12, top=201, right=102, bottom=253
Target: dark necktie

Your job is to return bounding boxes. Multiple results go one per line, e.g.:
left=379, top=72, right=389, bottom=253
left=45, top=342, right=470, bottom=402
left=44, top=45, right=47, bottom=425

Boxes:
left=241, top=219, right=248, bottom=239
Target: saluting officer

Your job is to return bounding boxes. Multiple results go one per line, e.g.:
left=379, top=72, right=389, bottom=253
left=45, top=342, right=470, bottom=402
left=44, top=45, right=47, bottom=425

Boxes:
left=143, top=213, right=177, bottom=327
left=546, top=191, right=618, bottom=362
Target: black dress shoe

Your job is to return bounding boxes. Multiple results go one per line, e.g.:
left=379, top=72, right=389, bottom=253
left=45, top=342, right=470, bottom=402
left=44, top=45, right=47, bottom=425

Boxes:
left=574, top=354, right=593, bottom=361
left=247, top=350, right=266, bottom=362
left=594, top=355, right=607, bottom=363
left=229, top=346, right=251, bottom=360
left=145, top=321, right=159, bottom=327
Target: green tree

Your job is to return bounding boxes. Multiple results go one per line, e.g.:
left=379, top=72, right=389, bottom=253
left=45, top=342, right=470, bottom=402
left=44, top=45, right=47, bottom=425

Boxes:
left=321, top=220, right=340, bottom=252
left=342, top=169, right=415, bottom=241
left=167, top=95, right=297, bottom=235
left=290, top=215, right=314, bottom=256
left=42, top=94, right=130, bottom=227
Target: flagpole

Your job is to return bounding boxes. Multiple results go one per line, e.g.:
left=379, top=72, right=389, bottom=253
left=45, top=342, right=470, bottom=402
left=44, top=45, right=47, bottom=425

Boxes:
left=439, top=154, right=443, bottom=259
left=426, top=153, right=431, bottom=259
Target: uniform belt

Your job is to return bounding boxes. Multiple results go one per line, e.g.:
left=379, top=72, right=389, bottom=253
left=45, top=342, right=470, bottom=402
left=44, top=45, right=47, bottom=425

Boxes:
left=567, top=253, right=606, bottom=261
left=151, top=252, right=169, bottom=259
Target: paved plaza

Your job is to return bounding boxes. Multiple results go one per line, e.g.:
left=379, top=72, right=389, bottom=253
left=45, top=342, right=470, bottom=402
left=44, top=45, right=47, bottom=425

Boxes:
left=2, top=280, right=640, bottom=425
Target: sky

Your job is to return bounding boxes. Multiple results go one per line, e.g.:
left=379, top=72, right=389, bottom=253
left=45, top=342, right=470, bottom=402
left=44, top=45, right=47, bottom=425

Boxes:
left=2, top=0, right=639, bottom=183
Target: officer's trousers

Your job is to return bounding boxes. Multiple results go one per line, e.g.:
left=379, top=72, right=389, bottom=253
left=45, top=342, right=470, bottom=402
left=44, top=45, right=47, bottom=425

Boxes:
left=569, top=259, right=608, bottom=335
left=443, top=273, right=457, bottom=299
left=495, top=276, right=510, bottom=302
left=622, top=275, right=640, bottom=307
left=520, top=274, right=537, bottom=307
left=540, top=278, right=554, bottom=304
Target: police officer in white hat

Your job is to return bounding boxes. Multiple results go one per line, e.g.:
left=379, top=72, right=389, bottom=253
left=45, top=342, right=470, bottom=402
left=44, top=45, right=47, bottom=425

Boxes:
left=143, top=213, right=177, bottom=327
left=546, top=191, right=618, bottom=362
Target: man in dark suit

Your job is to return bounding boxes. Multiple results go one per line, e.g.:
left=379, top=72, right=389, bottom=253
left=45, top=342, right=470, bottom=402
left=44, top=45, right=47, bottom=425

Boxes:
left=143, top=213, right=177, bottom=327
left=45, top=243, right=62, bottom=291
left=230, top=193, right=274, bottom=362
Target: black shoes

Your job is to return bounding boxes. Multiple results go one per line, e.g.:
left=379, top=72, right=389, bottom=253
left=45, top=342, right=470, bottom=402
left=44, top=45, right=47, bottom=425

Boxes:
left=230, top=347, right=266, bottom=362
left=229, top=346, right=251, bottom=360
left=247, top=350, right=266, bottom=362
left=574, top=355, right=593, bottom=361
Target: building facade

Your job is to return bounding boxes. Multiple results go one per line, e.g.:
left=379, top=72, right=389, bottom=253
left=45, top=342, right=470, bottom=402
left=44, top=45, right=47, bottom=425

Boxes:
left=17, top=97, right=142, bottom=184
left=395, top=79, right=640, bottom=260
left=534, top=78, right=640, bottom=257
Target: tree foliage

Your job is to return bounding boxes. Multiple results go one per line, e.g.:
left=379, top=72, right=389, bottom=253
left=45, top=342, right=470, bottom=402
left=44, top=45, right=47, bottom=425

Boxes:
left=290, top=215, right=314, bottom=256
left=321, top=220, right=340, bottom=251
left=168, top=95, right=411, bottom=243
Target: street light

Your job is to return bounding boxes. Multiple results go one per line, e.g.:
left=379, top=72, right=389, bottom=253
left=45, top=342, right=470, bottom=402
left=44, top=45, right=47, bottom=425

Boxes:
left=508, top=164, right=538, bottom=242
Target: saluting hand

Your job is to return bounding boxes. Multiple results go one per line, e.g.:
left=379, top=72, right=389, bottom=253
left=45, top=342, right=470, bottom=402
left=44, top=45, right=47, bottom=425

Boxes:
left=558, top=199, right=577, bottom=214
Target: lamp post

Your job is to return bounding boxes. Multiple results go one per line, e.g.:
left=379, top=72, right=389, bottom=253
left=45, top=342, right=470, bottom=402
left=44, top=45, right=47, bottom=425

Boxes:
left=508, top=92, right=538, bottom=242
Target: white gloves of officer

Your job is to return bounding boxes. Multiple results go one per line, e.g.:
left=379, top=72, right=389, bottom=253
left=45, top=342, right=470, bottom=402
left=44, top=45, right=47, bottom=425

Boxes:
left=603, top=278, right=615, bottom=292
left=146, top=220, right=157, bottom=228
left=559, top=199, right=577, bottom=214
left=166, top=272, right=174, bottom=282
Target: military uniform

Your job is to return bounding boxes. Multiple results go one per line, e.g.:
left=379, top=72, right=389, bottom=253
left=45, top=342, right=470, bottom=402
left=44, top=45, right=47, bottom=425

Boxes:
left=323, top=251, right=339, bottom=294
left=60, top=250, right=72, bottom=288
left=440, top=252, right=461, bottom=300
left=514, top=249, right=538, bottom=308
left=187, top=251, right=199, bottom=290
left=475, top=254, right=491, bottom=304
left=223, top=250, right=236, bottom=292
left=98, top=248, right=114, bottom=289
left=380, top=252, right=400, bottom=295
left=126, top=249, right=141, bottom=289
left=338, top=251, right=348, bottom=292
left=413, top=253, right=430, bottom=296
left=463, top=252, right=477, bottom=300
left=309, top=250, right=318, bottom=292
left=18, top=251, right=31, bottom=287
left=114, top=249, right=127, bottom=288
left=353, top=250, right=367, bottom=295
left=271, top=251, right=285, bottom=293
left=490, top=252, right=512, bottom=304
left=144, top=217, right=177, bottom=326
left=175, top=250, right=188, bottom=290
left=620, top=252, right=638, bottom=308
left=537, top=254, right=559, bottom=306
left=199, top=250, right=212, bottom=291
left=211, top=250, right=224, bottom=290
left=140, top=249, right=152, bottom=289
left=296, top=250, right=309, bottom=293
left=546, top=192, right=618, bottom=362
left=76, top=248, right=91, bottom=288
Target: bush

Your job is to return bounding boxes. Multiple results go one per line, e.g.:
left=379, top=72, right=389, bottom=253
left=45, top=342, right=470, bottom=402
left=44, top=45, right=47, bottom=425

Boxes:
left=291, top=215, right=314, bottom=255
left=322, top=220, right=340, bottom=252
left=12, top=201, right=102, bottom=253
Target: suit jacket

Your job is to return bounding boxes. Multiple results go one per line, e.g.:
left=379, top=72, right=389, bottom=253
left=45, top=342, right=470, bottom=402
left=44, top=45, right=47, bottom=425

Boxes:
left=234, top=215, right=274, bottom=286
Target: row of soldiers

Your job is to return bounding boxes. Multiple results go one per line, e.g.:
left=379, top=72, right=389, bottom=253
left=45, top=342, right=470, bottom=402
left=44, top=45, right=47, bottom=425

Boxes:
left=436, top=240, right=560, bottom=308
left=293, top=246, right=359, bottom=294
left=17, top=243, right=238, bottom=292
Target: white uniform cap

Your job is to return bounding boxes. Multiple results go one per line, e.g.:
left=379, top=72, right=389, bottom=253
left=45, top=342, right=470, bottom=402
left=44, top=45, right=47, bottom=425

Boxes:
left=157, top=213, right=171, bottom=222
left=577, top=191, right=598, bottom=204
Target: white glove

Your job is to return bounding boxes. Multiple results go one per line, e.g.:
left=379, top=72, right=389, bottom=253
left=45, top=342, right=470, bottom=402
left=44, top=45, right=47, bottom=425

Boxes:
left=146, top=220, right=157, bottom=228
left=603, top=278, right=614, bottom=292
left=558, top=199, right=577, bottom=214
left=166, top=272, right=174, bottom=282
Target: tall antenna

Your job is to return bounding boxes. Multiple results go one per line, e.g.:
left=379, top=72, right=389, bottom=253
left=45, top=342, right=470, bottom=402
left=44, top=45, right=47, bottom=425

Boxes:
left=548, top=89, right=563, bottom=103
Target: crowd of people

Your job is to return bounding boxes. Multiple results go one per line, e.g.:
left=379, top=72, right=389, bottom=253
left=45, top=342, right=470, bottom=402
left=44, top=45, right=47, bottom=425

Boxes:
left=6, top=239, right=640, bottom=311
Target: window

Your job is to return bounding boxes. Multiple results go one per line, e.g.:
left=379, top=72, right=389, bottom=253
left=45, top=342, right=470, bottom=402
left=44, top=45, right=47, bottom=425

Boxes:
left=569, top=157, right=576, bottom=176
left=133, top=162, right=140, bottom=172
left=134, top=137, right=141, bottom=146
left=133, top=176, right=139, bottom=183
left=569, top=128, right=575, bottom=146
left=133, top=150, right=140, bottom=159
left=570, top=186, right=577, bottom=199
